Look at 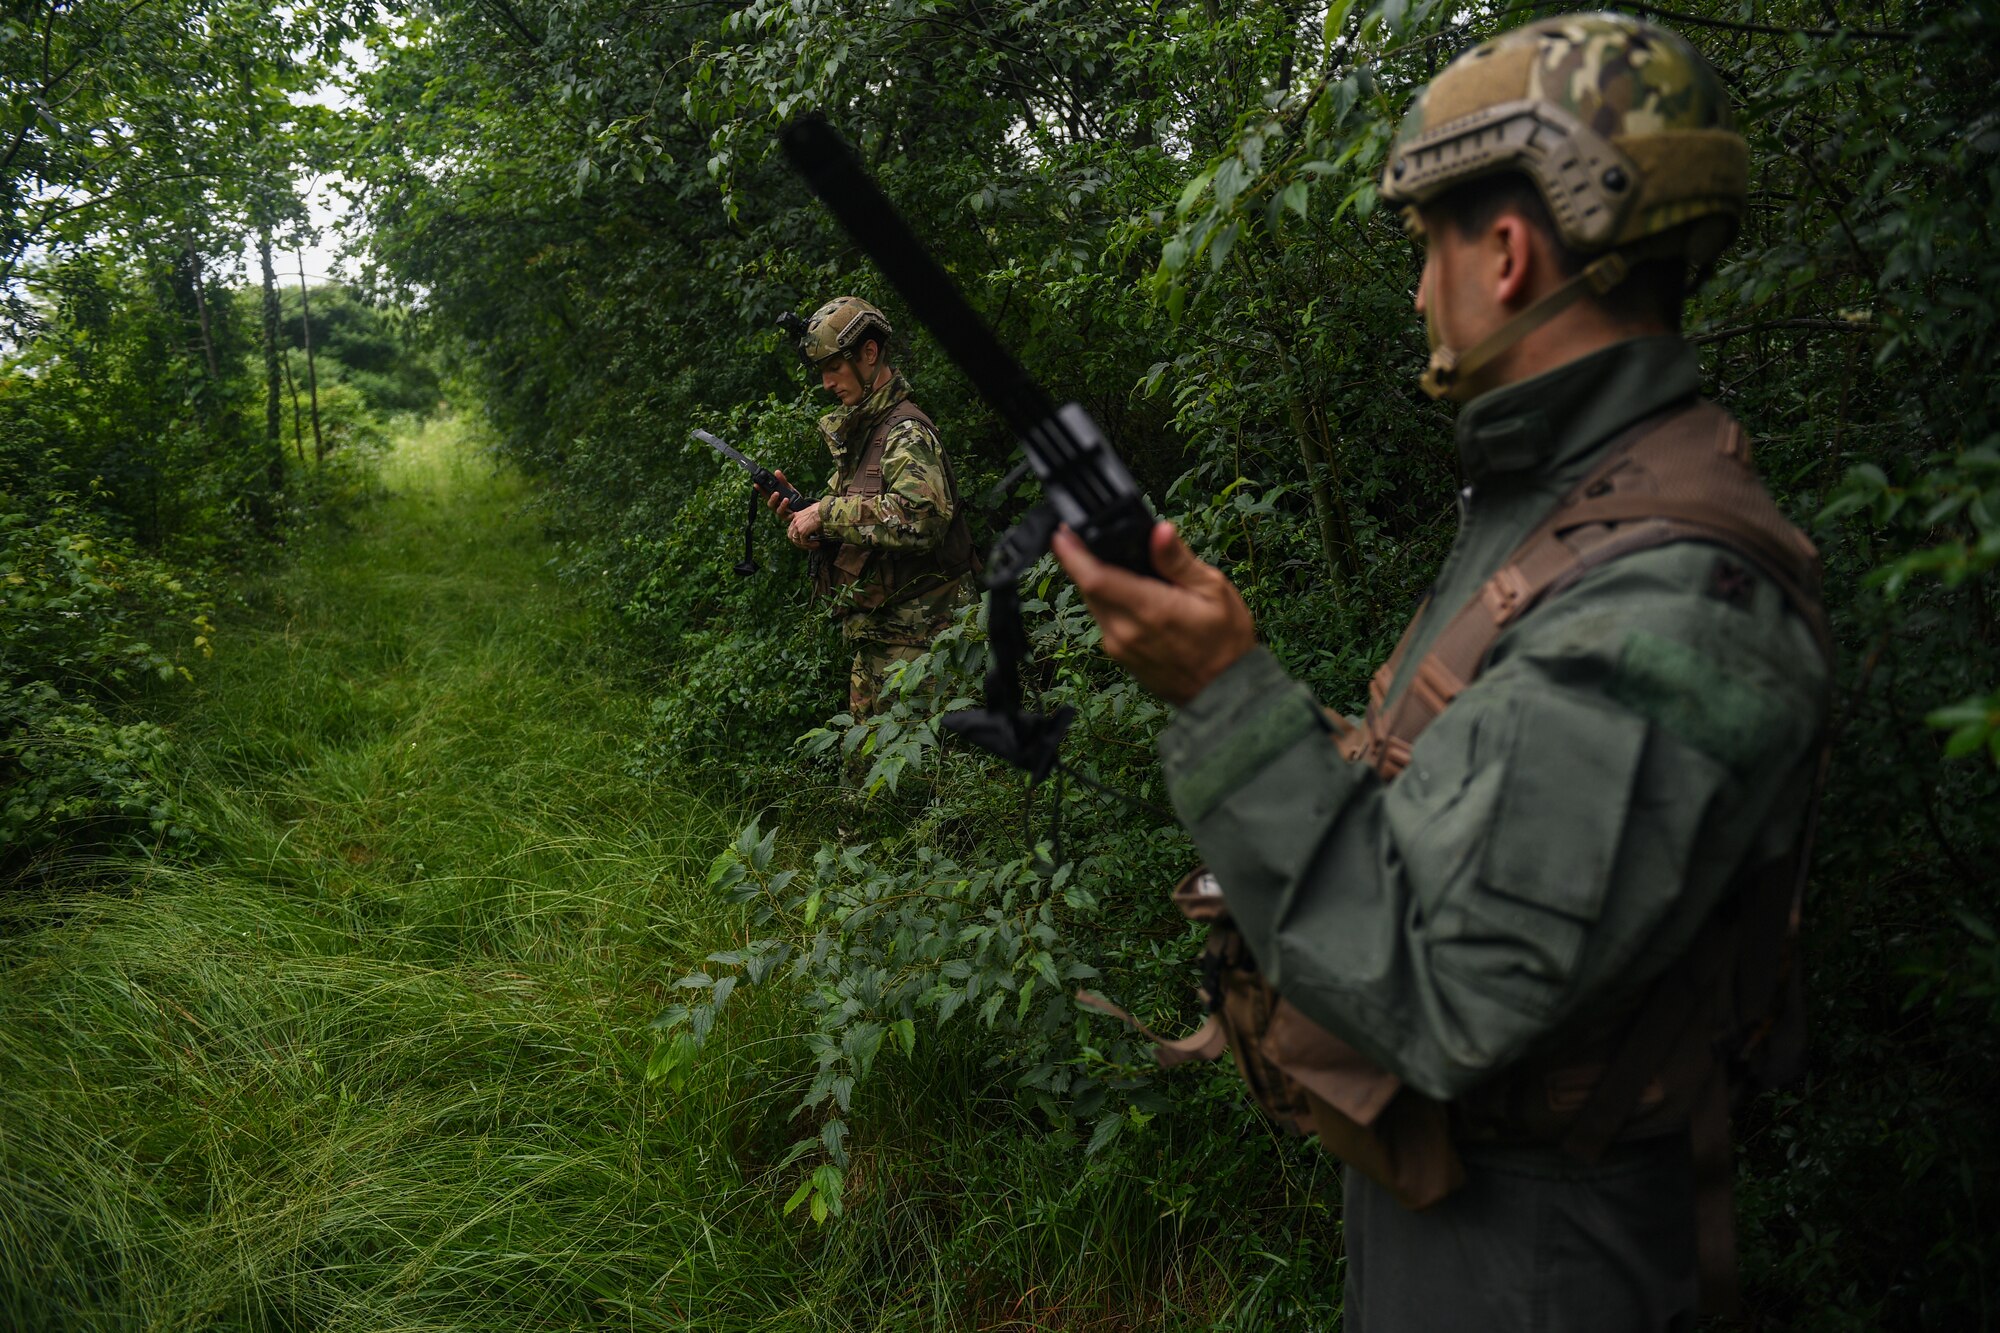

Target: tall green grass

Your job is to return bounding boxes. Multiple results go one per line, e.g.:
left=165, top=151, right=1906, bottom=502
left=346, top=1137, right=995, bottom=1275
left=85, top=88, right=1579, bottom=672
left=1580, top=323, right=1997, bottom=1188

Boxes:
left=0, top=418, right=1339, bottom=1331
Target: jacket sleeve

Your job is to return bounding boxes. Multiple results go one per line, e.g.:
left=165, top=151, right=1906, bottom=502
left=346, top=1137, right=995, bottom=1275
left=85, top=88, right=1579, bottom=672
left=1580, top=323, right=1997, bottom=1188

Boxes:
left=819, top=419, right=956, bottom=551
left=1156, top=542, right=1827, bottom=1100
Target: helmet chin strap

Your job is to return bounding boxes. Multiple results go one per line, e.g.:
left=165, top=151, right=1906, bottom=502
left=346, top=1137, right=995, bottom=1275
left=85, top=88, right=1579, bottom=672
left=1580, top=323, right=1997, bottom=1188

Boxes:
left=1421, top=251, right=1630, bottom=401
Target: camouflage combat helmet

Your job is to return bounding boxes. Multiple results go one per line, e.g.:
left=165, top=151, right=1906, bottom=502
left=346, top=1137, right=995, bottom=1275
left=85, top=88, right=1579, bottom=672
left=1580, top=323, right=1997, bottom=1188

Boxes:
left=796, top=296, right=893, bottom=368
left=1379, top=13, right=1748, bottom=399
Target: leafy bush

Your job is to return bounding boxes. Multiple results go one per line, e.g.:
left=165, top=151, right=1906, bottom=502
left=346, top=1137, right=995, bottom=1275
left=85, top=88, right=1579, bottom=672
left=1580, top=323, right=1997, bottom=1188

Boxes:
left=0, top=491, right=211, bottom=861
left=350, top=0, right=2000, bottom=1323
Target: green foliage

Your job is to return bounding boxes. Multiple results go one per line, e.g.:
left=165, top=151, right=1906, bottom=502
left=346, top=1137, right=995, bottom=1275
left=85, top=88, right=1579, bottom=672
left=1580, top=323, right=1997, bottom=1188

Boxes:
left=659, top=816, right=1143, bottom=1217
left=346, top=0, right=1999, bottom=1324
left=0, top=684, right=183, bottom=853
left=0, top=0, right=427, bottom=872
left=2, top=421, right=1351, bottom=1329
left=0, top=481, right=211, bottom=859
left=0, top=268, right=425, bottom=868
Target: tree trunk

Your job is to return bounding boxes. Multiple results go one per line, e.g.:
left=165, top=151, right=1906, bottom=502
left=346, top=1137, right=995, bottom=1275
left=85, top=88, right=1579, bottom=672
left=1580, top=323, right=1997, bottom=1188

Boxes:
left=296, top=252, right=325, bottom=459
left=242, top=55, right=286, bottom=518
left=260, top=229, right=284, bottom=478
left=1266, top=327, right=1360, bottom=584
left=282, top=348, right=306, bottom=464
left=187, top=244, right=221, bottom=380
left=1287, top=392, right=1351, bottom=585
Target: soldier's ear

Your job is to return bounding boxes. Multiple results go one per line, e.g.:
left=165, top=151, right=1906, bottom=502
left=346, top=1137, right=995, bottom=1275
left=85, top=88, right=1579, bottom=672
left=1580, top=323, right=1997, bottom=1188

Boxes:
left=1490, top=213, right=1540, bottom=309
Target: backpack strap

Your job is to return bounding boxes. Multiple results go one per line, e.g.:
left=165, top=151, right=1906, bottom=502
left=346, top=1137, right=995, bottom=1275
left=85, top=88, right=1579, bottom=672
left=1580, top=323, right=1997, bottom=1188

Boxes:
left=846, top=399, right=929, bottom=497
left=1343, top=400, right=1830, bottom=780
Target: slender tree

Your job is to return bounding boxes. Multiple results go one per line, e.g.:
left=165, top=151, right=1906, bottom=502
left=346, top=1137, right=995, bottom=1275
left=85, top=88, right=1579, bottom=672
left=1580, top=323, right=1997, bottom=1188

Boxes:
left=296, top=251, right=324, bottom=459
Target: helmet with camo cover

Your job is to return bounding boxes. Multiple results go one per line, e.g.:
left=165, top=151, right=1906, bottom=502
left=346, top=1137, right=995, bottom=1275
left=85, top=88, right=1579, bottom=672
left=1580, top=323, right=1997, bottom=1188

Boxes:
left=796, top=296, right=893, bottom=368
left=1380, top=13, right=1748, bottom=397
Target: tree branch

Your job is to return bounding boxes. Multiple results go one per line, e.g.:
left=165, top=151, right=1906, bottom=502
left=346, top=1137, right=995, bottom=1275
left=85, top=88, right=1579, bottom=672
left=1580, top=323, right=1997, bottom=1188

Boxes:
left=1597, top=1, right=1910, bottom=41
left=1690, top=316, right=1880, bottom=346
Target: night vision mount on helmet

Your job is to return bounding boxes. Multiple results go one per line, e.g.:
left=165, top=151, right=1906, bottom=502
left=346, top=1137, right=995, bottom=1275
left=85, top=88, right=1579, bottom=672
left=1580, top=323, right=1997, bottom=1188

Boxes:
left=778, top=296, right=895, bottom=372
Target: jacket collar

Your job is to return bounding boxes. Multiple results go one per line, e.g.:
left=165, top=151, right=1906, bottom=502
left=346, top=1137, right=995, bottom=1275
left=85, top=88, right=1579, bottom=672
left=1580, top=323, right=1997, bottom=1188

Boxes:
left=818, top=370, right=912, bottom=458
left=1453, top=336, right=1702, bottom=487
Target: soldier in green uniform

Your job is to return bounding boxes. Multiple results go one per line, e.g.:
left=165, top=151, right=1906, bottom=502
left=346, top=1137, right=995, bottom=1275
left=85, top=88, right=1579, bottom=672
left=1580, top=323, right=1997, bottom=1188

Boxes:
left=768, top=297, right=976, bottom=722
left=1055, top=15, right=1829, bottom=1331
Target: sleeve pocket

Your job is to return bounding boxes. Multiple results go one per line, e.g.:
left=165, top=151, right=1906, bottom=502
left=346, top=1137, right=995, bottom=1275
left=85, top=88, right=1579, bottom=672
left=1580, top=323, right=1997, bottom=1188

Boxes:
left=1432, top=689, right=1649, bottom=1021
left=1482, top=689, right=1647, bottom=923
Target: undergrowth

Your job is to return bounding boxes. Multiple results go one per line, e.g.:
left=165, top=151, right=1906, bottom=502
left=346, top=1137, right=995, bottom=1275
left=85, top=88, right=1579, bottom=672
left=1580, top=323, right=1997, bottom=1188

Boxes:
left=0, top=417, right=1342, bottom=1331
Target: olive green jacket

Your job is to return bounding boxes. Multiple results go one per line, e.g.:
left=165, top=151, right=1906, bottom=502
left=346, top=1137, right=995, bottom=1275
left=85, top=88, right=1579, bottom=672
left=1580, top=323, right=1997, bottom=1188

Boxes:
left=1159, top=336, right=1828, bottom=1102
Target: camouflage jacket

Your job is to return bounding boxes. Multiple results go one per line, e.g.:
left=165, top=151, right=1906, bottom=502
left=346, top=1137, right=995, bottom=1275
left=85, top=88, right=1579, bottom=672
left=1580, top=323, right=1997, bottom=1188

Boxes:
left=1158, top=336, right=1829, bottom=1101
left=815, top=371, right=971, bottom=642
left=817, top=372, right=956, bottom=553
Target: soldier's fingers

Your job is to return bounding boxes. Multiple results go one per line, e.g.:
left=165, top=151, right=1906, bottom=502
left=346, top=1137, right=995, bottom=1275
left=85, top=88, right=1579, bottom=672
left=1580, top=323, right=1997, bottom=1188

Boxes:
left=1050, top=525, right=1104, bottom=589
left=1054, top=525, right=1148, bottom=609
left=1148, top=522, right=1209, bottom=587
left=1053, top=528, right=1119, bottom=623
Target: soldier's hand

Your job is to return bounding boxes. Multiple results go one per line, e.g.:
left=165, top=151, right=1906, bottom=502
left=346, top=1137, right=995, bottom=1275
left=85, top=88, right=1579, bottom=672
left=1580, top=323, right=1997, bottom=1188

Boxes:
left=765, top=469, right=798, bottom=519
left=1052, top=520, right=1256, bottom=707
left=787, top=500, right=825, bottom=550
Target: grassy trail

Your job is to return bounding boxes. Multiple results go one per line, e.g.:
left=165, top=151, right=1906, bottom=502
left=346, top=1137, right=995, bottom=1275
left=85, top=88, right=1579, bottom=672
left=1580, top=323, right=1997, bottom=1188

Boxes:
left=0, top=420, right=828, bottom=1329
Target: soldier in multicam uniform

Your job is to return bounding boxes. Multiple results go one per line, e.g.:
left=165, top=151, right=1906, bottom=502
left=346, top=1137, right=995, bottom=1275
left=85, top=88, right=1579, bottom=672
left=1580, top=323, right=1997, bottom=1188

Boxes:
left=1056, top=15, right=1830, bottom=1331
left=768, top=297, right=976, bottom=722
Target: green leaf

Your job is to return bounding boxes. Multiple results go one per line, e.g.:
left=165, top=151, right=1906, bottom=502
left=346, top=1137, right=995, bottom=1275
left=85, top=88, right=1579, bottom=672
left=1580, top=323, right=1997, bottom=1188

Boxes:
left=1208, top=221, right=1241, bottom=272
left=1322, top=0, right=1355, bottom=46
left=1176, top=167, right=1215, bottom=219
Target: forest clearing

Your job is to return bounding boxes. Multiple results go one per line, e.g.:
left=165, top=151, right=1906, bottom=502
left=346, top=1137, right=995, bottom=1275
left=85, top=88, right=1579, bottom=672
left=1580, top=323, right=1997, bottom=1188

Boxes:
left=3, top=0, right=1996, bottom=1328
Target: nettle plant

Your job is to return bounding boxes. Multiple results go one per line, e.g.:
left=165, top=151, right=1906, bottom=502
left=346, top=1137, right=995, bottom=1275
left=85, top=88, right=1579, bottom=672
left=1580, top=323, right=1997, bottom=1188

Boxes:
left=649, top=563, right=1188, bottom=1222
left=652, top=821, right=1120, bottom=1224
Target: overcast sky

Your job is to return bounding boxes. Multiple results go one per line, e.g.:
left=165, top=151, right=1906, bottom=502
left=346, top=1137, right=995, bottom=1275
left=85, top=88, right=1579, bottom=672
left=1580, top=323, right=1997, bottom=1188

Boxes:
left=244, top=41, right=366, bottom=289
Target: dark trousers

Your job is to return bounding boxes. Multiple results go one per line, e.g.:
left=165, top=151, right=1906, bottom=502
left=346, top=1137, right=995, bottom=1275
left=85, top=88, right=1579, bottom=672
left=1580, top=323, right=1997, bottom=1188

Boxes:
left=1343, top=1136, right=1699, bottom=1332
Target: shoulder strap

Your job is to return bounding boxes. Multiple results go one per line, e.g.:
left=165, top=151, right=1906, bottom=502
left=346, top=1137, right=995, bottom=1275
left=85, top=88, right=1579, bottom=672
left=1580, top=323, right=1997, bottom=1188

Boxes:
left=1342, top=401, right=1830, bottom=780
left=850, top=399, right=931, bottom=497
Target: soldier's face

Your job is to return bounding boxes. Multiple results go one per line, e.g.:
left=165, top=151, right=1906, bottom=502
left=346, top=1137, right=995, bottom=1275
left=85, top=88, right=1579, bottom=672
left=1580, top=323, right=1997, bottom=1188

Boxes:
left=1413, top=212, right=1501, bottom=356
left=819, top=343, right=882, bottom=406
left=821, top=357, right=865, bottom=404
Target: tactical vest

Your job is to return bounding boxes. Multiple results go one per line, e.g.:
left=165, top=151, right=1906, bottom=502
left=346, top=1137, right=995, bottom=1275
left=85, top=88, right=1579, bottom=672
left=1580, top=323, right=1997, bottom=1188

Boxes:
left=1083, top=398, right=1831, bottom=1316
left=812, top=399, right=978, bottom=616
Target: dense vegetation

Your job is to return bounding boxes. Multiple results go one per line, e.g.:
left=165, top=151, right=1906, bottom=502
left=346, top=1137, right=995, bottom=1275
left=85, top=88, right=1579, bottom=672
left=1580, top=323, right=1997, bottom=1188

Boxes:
left=0, top=0, right=440, bottom=873
left=4, top=0, right=1996, bottom=1327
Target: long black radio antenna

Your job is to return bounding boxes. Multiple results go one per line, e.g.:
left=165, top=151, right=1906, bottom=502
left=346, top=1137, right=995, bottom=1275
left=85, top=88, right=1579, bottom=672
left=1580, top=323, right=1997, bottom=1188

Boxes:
left=778, top=115, right=1154, bottom=581
left=779, top=115, right=1158, bottom=780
